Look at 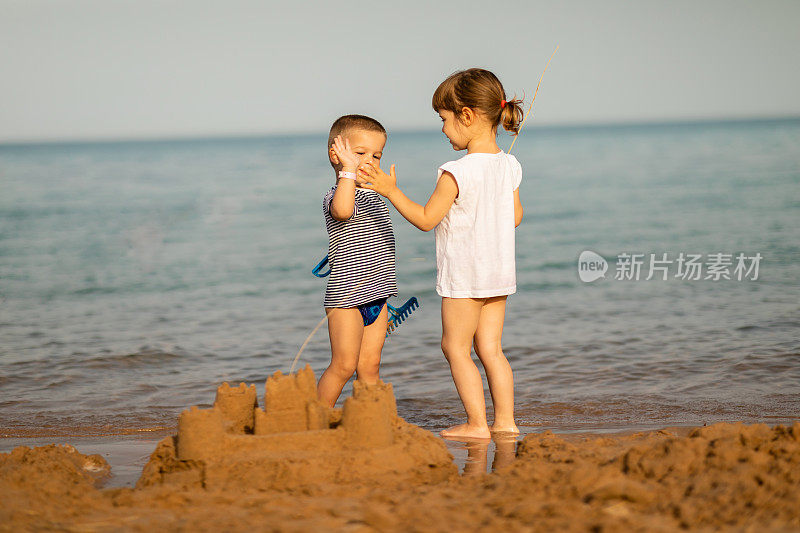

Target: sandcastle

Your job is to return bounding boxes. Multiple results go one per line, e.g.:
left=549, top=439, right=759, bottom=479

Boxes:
left=137, top=365, right=456, bottom=490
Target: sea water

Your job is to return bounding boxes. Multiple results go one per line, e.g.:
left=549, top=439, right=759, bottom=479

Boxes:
left=1, top=119, right=798, bottom=436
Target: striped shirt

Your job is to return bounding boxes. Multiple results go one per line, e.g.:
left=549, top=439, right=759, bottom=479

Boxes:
left=323, top=186, right=397, bottom=308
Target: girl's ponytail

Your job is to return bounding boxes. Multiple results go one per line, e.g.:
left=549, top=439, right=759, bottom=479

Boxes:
left=500, top=97, right=524, bottom=136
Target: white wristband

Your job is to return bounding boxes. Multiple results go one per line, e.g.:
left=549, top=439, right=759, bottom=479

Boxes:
left=338, top=171, right=356, bottom=181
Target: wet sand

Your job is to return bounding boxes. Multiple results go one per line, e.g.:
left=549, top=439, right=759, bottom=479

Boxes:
left=2, top=369, right=799, bottom=532
left=0, top=432, right=172, bottom=489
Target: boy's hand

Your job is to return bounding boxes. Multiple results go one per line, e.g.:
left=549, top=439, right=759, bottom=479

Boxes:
left=358, top=160, right=397, bottom=198
left=331, top=135, right=360, bottom=172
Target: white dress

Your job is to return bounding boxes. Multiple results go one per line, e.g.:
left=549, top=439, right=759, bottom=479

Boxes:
left=434, top=151, right=522, bottom=298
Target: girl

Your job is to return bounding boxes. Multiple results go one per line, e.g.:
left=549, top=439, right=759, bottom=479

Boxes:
left=358, top=68, right=524, bottom=439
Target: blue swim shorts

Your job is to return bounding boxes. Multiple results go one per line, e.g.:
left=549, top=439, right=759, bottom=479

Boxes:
left=358, top=298, right=388, bottom=327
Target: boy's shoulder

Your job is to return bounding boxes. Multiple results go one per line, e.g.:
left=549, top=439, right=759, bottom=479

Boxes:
left=323, top=185, right=384, bottom=216
left=323, top=185, right=377, bottom=197
left=322, top=186, right=336, bottom=212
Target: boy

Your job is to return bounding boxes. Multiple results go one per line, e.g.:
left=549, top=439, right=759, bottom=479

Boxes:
left=316, top=115, right=397, bottom=407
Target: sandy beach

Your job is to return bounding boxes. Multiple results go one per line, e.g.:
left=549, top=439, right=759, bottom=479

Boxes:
left=2, top=368, right=798, bottom=532
left=3, top=2, right=799, bottom=530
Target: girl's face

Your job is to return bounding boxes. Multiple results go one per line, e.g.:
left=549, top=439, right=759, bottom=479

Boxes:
left=437, top=110, right=469, bottom=151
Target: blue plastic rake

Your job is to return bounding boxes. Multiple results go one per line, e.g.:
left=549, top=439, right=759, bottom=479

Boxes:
left=387, top=297, right=419, bottom=335
left=311, top=254, right=420, bottom=335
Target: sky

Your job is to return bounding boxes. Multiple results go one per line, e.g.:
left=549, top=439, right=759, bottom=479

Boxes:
left=1, top=0, right=799, bottom=143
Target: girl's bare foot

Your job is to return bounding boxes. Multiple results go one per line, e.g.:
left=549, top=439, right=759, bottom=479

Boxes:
left=489, top=423, right=519, bottom=434
left=440, top=422, right=491, bottom=440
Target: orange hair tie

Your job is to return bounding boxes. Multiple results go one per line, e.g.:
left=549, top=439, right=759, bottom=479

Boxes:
left=500, top=99, right=507, bottom=109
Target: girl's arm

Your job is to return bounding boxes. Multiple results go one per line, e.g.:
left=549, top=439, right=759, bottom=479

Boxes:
left=329, top=136, right=359, bottom=221
left=514, top=187, right=523, bottom=227
left=359, top=161, right=457, bottom=232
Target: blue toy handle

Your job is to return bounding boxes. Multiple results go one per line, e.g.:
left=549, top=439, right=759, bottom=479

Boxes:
left=312, top=255, right=331, bottom=277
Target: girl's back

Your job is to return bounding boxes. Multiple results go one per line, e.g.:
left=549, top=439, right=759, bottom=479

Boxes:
left=434, top=151, right=522, bottom=298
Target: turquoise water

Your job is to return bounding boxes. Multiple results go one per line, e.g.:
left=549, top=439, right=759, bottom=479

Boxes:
left=1, top=119, right=799, bottom=436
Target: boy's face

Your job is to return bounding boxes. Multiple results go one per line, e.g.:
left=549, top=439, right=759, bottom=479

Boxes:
left=330, top=129, right=386, bottom=170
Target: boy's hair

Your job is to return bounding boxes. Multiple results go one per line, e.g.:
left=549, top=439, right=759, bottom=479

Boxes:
left=327, top=114, right=386, bottom=150
left=432, top=68, right=523, bottom=135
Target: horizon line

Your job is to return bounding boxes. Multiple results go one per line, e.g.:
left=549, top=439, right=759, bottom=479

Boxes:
left=1, top=113, right=799, bottom=148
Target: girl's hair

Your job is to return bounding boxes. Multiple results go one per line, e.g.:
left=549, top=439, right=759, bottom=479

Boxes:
left=432, top=68, right=523, bottom=135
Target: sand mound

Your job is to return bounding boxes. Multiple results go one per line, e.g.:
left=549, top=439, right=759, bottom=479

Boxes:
left=329, top=422, right=799, bottom=532
left=0, top=444, right=110, bottom=526
left=1, top=370, right=797, bottom=531
left=137, top=366, right=456, bottom=491
left=467, top=421, right=800, bottom=531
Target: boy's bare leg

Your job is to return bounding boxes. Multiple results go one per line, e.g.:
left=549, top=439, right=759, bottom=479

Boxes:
left=473, top=296, right=518, bottom=434
left=355, top=303, right=388, bottom=384
left=318, top=307, right=363, bottom=407
left=440, top=297, right=491, bottom=439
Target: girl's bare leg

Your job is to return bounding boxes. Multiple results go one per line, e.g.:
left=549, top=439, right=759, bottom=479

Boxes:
left=473, top=296, right=518, bottom=433
left=491, top=434, right=517, bottom=471
left=440, top=297, right=491, bottom=439
left=462, top=440, right=489, bottom=476
left=355, top=303, right=388, bottom=384
left=318, top=307, right=363, bottom=407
